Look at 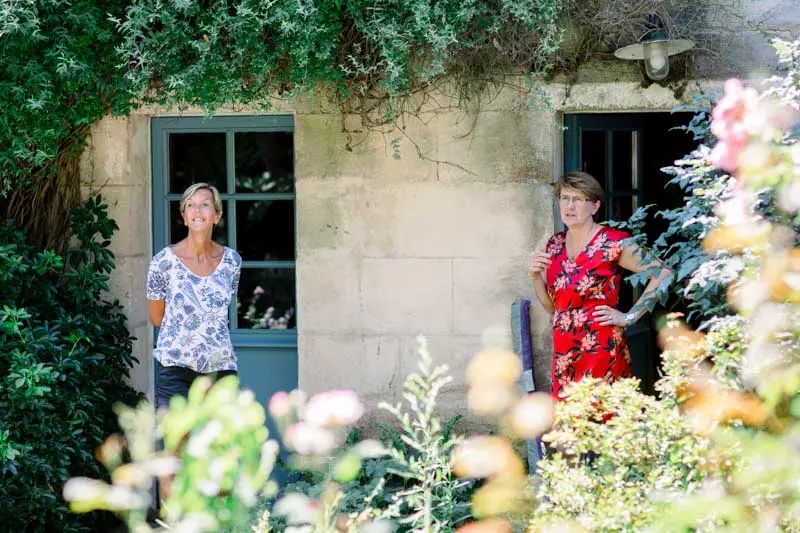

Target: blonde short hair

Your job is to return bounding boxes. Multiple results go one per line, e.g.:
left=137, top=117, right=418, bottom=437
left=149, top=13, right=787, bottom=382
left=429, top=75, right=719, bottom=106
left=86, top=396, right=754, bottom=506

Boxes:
left=179, top=183, right=223, bottom=213
left=554, top=171, right=604, bottom=204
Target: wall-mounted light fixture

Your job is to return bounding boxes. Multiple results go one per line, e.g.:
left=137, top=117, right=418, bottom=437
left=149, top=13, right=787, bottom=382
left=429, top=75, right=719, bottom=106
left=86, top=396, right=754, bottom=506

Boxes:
left=613, top=14, right=694, bottom=81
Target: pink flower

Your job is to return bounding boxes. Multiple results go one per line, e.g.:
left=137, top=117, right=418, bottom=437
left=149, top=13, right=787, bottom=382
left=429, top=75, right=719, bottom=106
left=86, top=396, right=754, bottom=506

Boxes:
left=576, top=275, right=593, bottom=296
left=709, top=141, right=739, bottom=173
left=709, top=78, right=763, bottom=173
left=555, top=353, right=571, bottom=374
left=572, top=308, right=588, bottom=329
left=554, top=274, right=569, bottom=291
left=580, top=333, right=597, bottom=352
left=558, top=311, right=572, bottom=331
left=268, top=391, right=291, bottom=418
left=604, top=241, right=622, bottom=261
left=284, top=422, right=336, bottom=455
left=304, top=389, right=364, bottom=426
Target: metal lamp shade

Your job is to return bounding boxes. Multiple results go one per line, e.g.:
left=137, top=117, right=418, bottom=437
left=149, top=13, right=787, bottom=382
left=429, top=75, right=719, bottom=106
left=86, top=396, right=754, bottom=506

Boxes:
left=613, top=38, right=695, bottom=61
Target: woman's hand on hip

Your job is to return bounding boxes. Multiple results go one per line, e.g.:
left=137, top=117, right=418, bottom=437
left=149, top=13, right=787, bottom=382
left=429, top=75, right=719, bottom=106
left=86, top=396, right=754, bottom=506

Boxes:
left=529, top=251, right=551, bottom=280
left=593, top=305, right=627, bottom=326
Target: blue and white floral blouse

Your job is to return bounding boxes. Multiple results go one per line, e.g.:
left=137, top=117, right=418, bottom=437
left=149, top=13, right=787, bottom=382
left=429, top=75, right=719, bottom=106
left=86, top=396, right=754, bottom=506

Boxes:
left=147, top=246, right=242, bottom=373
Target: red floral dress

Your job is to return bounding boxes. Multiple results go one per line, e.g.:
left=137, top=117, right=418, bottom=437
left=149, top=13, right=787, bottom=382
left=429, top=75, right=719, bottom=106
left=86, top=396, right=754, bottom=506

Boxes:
left=544, top=227, right=632, bottom=401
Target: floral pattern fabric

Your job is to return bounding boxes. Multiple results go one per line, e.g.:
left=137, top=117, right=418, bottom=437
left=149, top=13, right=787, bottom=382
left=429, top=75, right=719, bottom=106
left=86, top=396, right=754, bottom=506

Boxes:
left=147, top=246, right=242, bottom=372
left=545, top=227, right=632, bottom=400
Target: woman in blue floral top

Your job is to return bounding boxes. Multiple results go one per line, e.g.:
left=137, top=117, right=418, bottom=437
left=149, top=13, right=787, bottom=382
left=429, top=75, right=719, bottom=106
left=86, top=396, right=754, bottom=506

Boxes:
left=147, top=183, right=242, bottom=411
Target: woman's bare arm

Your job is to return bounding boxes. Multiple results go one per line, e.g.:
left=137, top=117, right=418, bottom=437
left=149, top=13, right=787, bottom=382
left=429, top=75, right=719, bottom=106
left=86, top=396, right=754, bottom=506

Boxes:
left=148, top=299, right=165, bottom=328
left=532, top=275, right=555, bottom=314
left=618, top=244, right=672, bottom=324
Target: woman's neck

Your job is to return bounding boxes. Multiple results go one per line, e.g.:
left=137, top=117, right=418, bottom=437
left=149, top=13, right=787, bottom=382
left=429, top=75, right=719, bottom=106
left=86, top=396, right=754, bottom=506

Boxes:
left=567, top=220, right=597, bottom=239
left=183, top=233, right=217, bottom=259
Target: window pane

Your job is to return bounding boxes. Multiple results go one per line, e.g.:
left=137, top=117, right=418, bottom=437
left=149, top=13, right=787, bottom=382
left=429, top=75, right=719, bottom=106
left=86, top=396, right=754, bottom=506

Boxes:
left=612, top=131, right=638, bottom=193
left=235, top=132, right=294, bottom=193
left=168, top=133, right=227, bottom=193
left=236, top=268, right=296, bottom=330
left=580, top=130, right=606, bottom=189
left=169, top=201, right=228, bottom=246
left=235, top=200, right=295, bottom=261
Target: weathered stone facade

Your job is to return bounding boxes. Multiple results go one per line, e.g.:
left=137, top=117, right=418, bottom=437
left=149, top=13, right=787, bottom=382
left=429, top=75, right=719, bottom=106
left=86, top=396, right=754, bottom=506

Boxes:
left=80, top=0, right=799, bottom=427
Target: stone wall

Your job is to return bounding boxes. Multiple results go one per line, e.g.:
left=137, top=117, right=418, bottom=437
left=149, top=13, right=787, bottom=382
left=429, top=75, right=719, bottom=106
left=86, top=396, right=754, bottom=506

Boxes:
left=79, top=11, right=798, bottom=428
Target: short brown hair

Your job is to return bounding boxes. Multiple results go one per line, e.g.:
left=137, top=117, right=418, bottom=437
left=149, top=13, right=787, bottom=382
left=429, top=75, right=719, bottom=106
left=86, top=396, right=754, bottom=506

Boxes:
left=554, top=171, right=604, bottom=203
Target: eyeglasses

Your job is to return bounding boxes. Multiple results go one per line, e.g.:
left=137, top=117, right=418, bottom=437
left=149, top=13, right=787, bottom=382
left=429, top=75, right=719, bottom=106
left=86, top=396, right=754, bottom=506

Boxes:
left=559, top=195, right=592, bottom=206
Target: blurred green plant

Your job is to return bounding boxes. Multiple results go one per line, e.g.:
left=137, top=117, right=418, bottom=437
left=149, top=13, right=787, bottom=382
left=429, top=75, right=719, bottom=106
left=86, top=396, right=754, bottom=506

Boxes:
left=0, top=196, right=141, bottom=533
left=529, top=378, right=714, bottom=532
left=268, top=336, right=474, bottom=532
left=647, top=36, right=800, bottom=533
left=376, top=337, right=474, bottom=531
left=65, top=375, right=280, bottom=533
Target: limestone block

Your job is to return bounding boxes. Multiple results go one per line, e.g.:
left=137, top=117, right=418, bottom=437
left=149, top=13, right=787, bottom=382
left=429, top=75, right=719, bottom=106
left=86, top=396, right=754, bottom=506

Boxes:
left=556, top=81, right=682, bottom=112
left=128, top=114, right=152, bottom=190
left=84, top=116, right=131, bottom=187
left=298, top=332, right=402, bottom=399
left=361, top=181, right=552, bottom=259
left=452, top=257, right=530, bottom=337
left=397, top=334, right=485, bottom=391
left=108, top=255, right=150, bottom=327
left=295, top=178, right=366, bottom=253
left=361, top=258, right=453, bottom=335
left=746, top=0, right=800, bottom=28
left=99, top=185, right=149, bottom=258
left=296, top=249, right=362, bottom=333
left=128, top=323, right=154, bottom=398
left=294, top=114, right=438, bottom=183
left=435, top=110, right=553, bottom=183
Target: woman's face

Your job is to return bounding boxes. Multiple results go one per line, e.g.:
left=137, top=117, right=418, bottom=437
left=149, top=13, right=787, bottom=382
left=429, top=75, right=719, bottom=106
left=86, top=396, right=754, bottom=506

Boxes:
left=182, top=188, right=222, bottom=234
left=558, top=187, right=600, bottom=227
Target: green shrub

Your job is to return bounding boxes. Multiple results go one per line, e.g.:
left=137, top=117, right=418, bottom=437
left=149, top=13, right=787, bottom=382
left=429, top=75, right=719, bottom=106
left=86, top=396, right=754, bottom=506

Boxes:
left=269, top=337, right=474, bottom=532
left=530, top=378, right=712, bottom=532
left=0, top=195, right=141, bottom=533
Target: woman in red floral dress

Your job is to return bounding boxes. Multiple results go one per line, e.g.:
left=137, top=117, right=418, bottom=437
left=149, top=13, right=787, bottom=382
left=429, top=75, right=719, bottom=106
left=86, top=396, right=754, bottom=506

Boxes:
left=529, top=172, right=671, bottom=400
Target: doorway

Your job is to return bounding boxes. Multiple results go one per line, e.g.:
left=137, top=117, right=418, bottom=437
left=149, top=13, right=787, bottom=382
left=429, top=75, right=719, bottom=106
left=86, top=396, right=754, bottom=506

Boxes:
left=563, top=112, right=697, bottom=394
left=151, top=115, right=299, bottom=412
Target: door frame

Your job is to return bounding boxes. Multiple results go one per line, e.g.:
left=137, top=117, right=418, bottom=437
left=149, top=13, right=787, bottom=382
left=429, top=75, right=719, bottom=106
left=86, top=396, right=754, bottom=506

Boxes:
left=150, top=114, right=298, bottom=351
left=563, top=113, right=645, bottom=224
left=562, top=112, right=655, bottom=393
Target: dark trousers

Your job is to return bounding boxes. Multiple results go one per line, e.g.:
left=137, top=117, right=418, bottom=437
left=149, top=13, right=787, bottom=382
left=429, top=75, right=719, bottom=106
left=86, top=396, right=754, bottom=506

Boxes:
left=154, top=359, right=238, bottom=410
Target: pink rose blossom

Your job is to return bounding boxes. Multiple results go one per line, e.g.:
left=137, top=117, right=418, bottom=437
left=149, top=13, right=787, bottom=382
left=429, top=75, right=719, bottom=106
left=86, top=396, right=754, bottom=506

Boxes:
left=284, top=422, right=337, bottom=455
left=709, top=141, right=739, bottom=173
left=304, top=389, right=364, bottom=426
left=268, top=391, right=291, bottom=418
left=708, top=78, right=769, bottom=173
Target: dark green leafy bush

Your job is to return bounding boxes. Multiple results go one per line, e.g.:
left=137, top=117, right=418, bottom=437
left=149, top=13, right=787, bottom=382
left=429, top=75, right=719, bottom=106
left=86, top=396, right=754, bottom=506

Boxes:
left=0, top=196, right=141, bottom=533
